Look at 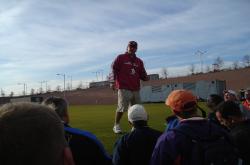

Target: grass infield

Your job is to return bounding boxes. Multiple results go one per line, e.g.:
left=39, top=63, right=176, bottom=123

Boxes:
left=69, top=103, right=208, bottom=154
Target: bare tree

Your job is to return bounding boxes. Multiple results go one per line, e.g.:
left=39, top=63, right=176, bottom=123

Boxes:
left=9, top=91, right=14, bottom=97
left=189, top=64, right=195, bottom=75
left=30, top=88, right=35, bottom=95
left=214, top=57, right=224, bottom=70
left=56, top=85, right=61, bottom=92
left=232, top=61, right=239, bottom=70
left=1, top=89, right=5, bottom=97
left=47, top=85, right=51, bottom=92
left=242, top=55, right=250, bottom=67
left=39, top=87, right=43, bottom=94
left=205, top=65, right=210, bottom=73
left=66, top=82, right=71, bottom=91
left=77, top=81, right=83, bottom=89
left=161, top=67, right=168, bottom=79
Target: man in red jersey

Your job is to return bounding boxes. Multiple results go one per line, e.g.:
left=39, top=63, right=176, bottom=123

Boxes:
left=111, top=41, right=149, bottom=133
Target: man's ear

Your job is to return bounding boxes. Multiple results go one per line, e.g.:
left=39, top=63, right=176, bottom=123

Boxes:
left=63, top=112, right=70, bottom=124
left=230, top=116, right=239, bottom=124
left=226, top=116, right=235, bottom=126
left=63, top=147, right=75, bottom=165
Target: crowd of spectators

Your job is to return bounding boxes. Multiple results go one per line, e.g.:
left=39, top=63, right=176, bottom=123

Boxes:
left=1, top=88, right=250, bottom=165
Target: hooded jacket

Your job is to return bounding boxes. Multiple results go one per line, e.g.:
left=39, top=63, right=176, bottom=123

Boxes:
left=151, top=118, right=230, bottom=165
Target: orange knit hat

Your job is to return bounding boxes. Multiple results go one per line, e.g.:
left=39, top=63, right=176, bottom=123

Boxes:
left=166, top=90, right=197, bottom=113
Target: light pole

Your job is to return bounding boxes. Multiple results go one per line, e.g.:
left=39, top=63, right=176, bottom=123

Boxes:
left=44, top=80, right=48, bottom=92
left=85, top=82, right=89, bottom=89
left=39, top=81, right=48, bottom=93
left=92, top=71, right=99, bottom=81
left=18, top=83, right=26, bottom=96
left=195, top=50, right=206, bottom=73
left=39, top=81, right=44, bottom=93
left=67, top=75, right=72, bottom=90
left=56, top=73, right=66, bottom=98
left=99, top=69, right=104, bottom=81
left=92, top=70, right=104, bottom=81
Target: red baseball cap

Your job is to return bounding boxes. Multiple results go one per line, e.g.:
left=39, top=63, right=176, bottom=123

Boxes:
left=166, top=90, right=197, bottom=113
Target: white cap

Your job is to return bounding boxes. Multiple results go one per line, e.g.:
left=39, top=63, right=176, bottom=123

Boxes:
left=128, top=104, right=148, bottom=123
left=227, top=90, right=237, bottom=96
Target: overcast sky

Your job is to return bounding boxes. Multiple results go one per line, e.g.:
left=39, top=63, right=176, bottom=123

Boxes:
left=0, top=0, right=250, bottom=95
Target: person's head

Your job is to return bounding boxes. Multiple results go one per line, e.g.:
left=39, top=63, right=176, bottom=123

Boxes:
left=224, top=90, right=238, bottom=102
left=128, top=104, right=148, bottom=127
left=42, top=96, right=69, bottom=124
left=216, top=101, right=243, bottom=128
left=0, top=102, right=74, bottom=165
left=127, top=41, right=138, bottom=55
left=245, top=88, right=250, bottom=101
left=206, top=94, right=224, bottom=112
left=166, top=90, right=198, bottom=119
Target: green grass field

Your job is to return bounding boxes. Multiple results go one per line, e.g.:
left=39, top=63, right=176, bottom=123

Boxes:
left=69, top=103, right=208, bottom=154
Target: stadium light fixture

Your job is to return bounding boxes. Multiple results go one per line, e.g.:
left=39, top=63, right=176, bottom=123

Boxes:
left=195, top=50, right=207, bottom=73
left=56, top=73, right=66, bottom=98
left=39, top=80, right=48, bottom=93
left=17, top=83, right=26, bottom=96
left=92, top=70, right=104, bottom=81
left=92, top=71, right=99, bottom=81
left=67, top=75, right=73, bottom=90
left=99, top=69, right=104, bottom=81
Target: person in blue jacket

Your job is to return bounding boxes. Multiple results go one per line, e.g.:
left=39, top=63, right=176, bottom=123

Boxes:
left=42, top=97, right=112, bottom=165
left=113, top=104, right=162, bottom=165
left=165, top=114, right=179, bottom=132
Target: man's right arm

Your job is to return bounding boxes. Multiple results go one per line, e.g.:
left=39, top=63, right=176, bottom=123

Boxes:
left=110, top=56, right=120, bottom=90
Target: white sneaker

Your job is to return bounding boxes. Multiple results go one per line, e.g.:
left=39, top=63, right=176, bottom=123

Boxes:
left=113, top=125, right=122, bottom=134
